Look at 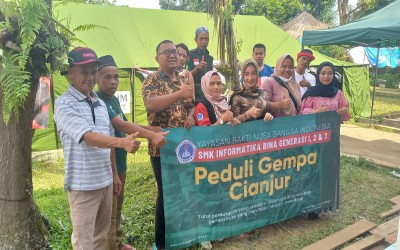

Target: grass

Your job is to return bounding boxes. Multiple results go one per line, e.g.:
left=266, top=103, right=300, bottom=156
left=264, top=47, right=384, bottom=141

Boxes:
left=371, top=88, right=400, bottom=118
left=33, top=151, right=400, bottom=250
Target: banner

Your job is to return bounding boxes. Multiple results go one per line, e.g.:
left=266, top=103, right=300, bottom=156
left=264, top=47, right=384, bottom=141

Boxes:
left=160, top=112, right=341, bottom=249
left=115, top=91, right=131, bottom=114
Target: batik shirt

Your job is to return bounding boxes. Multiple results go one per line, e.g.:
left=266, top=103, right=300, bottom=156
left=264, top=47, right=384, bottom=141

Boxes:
left=142, top=70, right=195, bottom=157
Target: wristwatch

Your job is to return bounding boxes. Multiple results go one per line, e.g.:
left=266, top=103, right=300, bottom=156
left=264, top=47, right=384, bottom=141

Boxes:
left=219, top=118, right=224, bottom=125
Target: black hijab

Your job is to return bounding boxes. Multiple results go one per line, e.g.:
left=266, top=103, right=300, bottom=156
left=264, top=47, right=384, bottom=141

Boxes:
left=302, top=61, right=339, bottom=100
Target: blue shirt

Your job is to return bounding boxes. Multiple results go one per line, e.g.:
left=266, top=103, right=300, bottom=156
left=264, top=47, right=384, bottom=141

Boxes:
left=259, top=64, right=274, bottom=77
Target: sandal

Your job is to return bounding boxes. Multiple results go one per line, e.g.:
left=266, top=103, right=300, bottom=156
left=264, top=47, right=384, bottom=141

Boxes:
left=200, top=241, right=212, bottom=249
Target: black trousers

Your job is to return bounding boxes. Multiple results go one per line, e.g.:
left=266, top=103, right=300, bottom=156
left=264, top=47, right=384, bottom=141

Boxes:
left=150, top=156, right=165, bottom=249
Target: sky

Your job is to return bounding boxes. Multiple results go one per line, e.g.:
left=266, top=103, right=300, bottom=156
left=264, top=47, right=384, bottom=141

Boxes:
left=115, top=0, right=160, bottom=9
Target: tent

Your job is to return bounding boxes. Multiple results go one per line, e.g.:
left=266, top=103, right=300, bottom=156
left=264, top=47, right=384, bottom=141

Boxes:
left=302, top=0, right=400, bottom=124
left=32, top=3, right=370, bottom=151
left=302, top=0, right=400, bottom=47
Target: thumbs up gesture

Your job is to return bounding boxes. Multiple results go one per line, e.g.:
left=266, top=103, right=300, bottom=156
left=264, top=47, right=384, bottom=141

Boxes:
left=279, top=94, right=291, bottom=109
left=299, top=75, right=310, bottom=87
left=245, top=102, right=262, bottom=119
left=199, top=55, right=207, bottom=70
left=122, top=132, right=141, bottom=154
left=151, top=130, right=170, bottom=148
left=220, top=107, right=233, bottom=124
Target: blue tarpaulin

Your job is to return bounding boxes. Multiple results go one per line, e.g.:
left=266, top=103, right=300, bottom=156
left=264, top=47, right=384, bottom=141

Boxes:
left=364, top=47, right=400, bottom=68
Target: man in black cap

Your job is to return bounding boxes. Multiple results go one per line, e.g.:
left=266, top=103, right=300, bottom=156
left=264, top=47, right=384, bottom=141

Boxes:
left=295, top=49, right=316, bottom=97
left=54, top=47, right=141, bottom=250
left=187, top=26, right=214, bottom=102
left=96, top=55, right=168, bottom=250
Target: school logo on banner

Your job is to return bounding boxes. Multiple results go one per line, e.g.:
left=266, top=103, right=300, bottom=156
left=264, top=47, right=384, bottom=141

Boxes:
left=197, top=113, right=204, bottom=121
left=176, top=139, right=196, bottom=164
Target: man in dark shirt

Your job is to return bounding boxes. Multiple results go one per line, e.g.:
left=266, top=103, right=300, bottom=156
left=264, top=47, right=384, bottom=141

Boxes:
left=96, top=55, right=168, bottom=250
left=187, top=26, right=214, bottom=102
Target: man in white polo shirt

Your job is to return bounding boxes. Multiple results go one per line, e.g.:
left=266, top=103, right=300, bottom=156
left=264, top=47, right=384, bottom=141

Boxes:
left=54, top=47, right=140, bottom=250
left=295, top=49, right=316, bottom=97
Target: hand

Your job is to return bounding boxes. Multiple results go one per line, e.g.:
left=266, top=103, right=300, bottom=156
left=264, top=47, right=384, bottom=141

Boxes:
left=113, top=174, right=122, bottom=196
left=315, top=106, right=328, bottom=113
left=299, top=75, right=310, bottom=88
left=179, top=69, right=191, bottom=85
left=148, top=126, right=162, bottom=133
left=264, top=112, right=273, bottom=122
left=220, top=108, right=233, bottom=124
left=195, top=55, right=207, bottom=71
left=180, top=83, right=194, bottom=99
left=151, top=131, right=169, bottom=148
left=336, top=107, right=348, bottom=116
left=122, top=132, right=141, bottom=154
left=184, top=115, right=195, bottom=130
left=246, top=102, right=262, bottom=119
left=231, top=118, right=241, bottom=126
left=279, top=94, right=291, bottom=109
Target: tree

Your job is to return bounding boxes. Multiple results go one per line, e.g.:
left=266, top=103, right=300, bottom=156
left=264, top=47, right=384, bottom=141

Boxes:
left=302, top=0, right=336, bottom=24
left=160, top=0, right=304, bottom=27
left=159, top=0, right=245, bottom=13
left=0, top=0, right=71, bottom=247
left=205, top=0, right=240, bottom=89
left=71, top=0, right=117, bottom=5
left=338, top=0, right=394, bottom=25
left=241, top=0, right=303, bottom=26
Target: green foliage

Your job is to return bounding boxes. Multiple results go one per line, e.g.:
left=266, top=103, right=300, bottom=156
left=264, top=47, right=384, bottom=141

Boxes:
left=370, top=68, right=400, bottom=89
left=0, top=51, right=31, bottom=122
left=17, top=0, right=47, bottom=67
left=58, top=0, right=117, bottom=5
left=310, top=45, right=350, bottom=62
left=241, top=0, right=269, bottom=17
left=265, top=0, right=303, bottom=26
left=159, top=0, right=245, bottom=13
left=302, top=0, right=335, bottom=24
left=0, top=0, right=107, bottom=123
left=0, top=0, right=48, bottom=122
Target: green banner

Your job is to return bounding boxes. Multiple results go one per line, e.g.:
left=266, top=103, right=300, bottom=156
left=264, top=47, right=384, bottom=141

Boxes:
left=160, top=112, right=341, bottom=249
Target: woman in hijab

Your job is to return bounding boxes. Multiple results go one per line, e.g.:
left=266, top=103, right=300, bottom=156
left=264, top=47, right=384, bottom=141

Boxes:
left=230, top=58, right=273, bottom=123
left=193, top=71, right=236, bottom=249
left=300, top=61, right=351, bottom=122
left=301, top=62, right=350, bottom=220
left=194, top=70, right=236, bottom=126
left=260, top=54, right=301, bottom=117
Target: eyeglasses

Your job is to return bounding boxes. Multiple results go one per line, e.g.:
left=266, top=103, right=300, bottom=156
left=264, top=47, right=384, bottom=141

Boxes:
left=158, top=49, right=179, bottom=56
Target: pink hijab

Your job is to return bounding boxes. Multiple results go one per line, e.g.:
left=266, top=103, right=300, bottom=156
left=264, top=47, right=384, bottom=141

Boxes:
left=200, top=70, right=229, bottom=112
left=272, top=54, right=302, bottom=112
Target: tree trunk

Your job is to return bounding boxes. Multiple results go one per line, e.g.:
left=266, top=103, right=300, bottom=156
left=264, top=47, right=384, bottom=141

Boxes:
left=0, top=79, right=47, bottom=249
left=338, top=0, right=349, bottom=25
left=225, top=21, right=240, bottom=89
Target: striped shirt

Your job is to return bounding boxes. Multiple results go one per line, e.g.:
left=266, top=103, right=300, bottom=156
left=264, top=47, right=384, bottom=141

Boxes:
left=54, top=86, right=114, bottom=191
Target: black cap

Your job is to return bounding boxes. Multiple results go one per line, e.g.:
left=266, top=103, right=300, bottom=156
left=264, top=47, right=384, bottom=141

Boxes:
left=68, top=47, right=99, bottom=67
left=98, top=55, right=117, bottom=71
